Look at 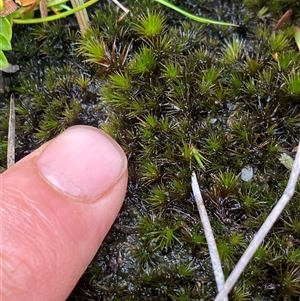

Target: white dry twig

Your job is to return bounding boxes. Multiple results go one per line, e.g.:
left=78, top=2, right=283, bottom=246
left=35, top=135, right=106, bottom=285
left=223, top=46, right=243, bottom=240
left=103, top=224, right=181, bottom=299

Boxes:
left=111, top=0, right=130, bottom=22
left=214, top=142, right=300, bottom=301
left=7, top=94, right=15, bottom=168
left=191, top=172, right=228, bottom=301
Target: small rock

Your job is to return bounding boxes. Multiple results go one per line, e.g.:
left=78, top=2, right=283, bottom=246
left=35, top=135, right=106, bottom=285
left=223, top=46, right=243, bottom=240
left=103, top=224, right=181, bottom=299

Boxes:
left=241, top=165, right=254, bottom=182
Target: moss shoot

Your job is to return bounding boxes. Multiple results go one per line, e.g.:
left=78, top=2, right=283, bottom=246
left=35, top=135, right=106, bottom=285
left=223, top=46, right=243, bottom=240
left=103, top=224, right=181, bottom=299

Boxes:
left=0, top=0, right=299, bottom=300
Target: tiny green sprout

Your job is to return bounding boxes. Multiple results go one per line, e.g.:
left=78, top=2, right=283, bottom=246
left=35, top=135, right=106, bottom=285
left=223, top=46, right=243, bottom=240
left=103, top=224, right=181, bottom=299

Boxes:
left=161, top=61, right=181, bottom=80
left=139, top=114, right=159, bottom=139
left=222, top=39, right=243, bottom=64
left=102, top=87, right=128, bottom=108
left=180, top=142, right=209, bottom=170
left=257, top=6, right=269, bottom=20
left=205, top=133, right=223, bottom=153
left=259, top=69, right=272, bottom=83
left=130, top=242, right=153, bottom=266
left=229, top=232, right=247, bottom=249
left=240, top=191, right=260, bottom=215
left=230, top=118, right=251, bottom=144
left=277, top=266, right=300, bottom=298
left=286, top=248, right=300, bottom=265
left=191, top=147, right=209, bottom=170
left=169, top=178, right=189, bottom=198
left=138, top=215, right=159, bottom=235
left=267, top=140, right=279, bottom=153
left=101, top=115, right=121, bottom=139
left=109, top=72, right=131, bottom=91
left=62, top=100, right=82, bottom=123
left=283, top=216, right=300, bottom=235
left=140, top=158, right=160, bottom=185
left=141, top=114, right=158, bottom=130
left=182, top=226, right=205, bottom=247
left=269, top=31, right=290, bottom=53
left=130, top=46, right=156, bottom=75
left=75, top=74, right=92, bottom=90
left=255, top=25, right=270, bottom=41
left=277, top=52, right=300, bottom=71
left=202, top=67, right=220, bottom=84
left=146, top=184, right=169, bottom=210
left=175, top=261, right=196, bottom=279
left=169, top=288, right=195, bottom=301
left=139, top=217, right=183, bottom=251
left=160, top=117, right=172, bottom=132
left=127, top=100, right=147, bottom=118
left=244, top=55, right=262, bottom=75
left=283, top=71, right=300, bottom=96
left=36, top=119, right=60, bottom=139
left=78, top=31, right=131, bottom=71
left=198, top=67, right=220, bottom=94
left=230, top=73, right=243, bottom=90
left=253, top=243, right=269, bottom=262
left=133, top=11, right=166, bottom=38
left=213, top=170, right=239, bottom=193
left=152, top=34, right=173, bottom=52
left=217, top=238, right=235, bottom=264
left=77, top=29, right=107, bottom=65
left=232, top=283, right=251, bottom=301
left=247, top=262, right=267, bottom=284
left=150, top=222, right=182, bottom=251
left=139, top=125, right=154, bottom=140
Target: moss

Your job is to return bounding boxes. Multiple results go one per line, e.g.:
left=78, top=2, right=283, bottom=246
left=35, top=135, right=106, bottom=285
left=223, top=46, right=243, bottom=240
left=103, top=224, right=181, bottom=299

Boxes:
left=1, top=0, right=300, bottom=299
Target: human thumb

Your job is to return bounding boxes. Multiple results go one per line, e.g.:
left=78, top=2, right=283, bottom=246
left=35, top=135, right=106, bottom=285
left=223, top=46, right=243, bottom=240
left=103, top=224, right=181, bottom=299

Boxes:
left=1, top=125, right=128, bottom=301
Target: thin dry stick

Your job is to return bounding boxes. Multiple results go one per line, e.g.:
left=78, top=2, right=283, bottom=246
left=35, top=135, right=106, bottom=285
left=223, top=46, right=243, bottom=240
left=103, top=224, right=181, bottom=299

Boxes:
left=191, top=172, right=228, bottom=301
left=39, top=0, right=48, bottom=19
left=71, top=0, right=90, bottom=33
left=110, top=0, right=130, bottom=22
left=7, top=94, right=15, bottom=168
left=214, top=142, right=300, bottom=301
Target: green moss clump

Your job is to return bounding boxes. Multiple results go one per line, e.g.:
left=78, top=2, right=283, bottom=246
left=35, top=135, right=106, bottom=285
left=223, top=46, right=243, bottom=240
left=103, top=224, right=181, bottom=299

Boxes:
left=1, top=0, right=300, bottom=300
left=91, top=5, right=299, bottom=299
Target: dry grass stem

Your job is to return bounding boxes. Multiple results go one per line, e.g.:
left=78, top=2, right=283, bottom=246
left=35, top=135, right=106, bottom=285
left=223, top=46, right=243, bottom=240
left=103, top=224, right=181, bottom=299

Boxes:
left=214, top=142, right=300, bottom=301
left=7, top=94, right=15, bottom=168
left=39, top=0, right=48, bottom=19
left=71, top=0, right=90, bottom=33
left=110, top=0, right=129, bottom=22
left=191, top=172, right=228, bottom=301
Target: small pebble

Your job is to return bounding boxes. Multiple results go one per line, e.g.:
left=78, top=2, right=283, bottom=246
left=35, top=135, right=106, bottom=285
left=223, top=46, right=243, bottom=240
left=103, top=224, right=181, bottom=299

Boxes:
left=241, top=165, right=254, bottom=182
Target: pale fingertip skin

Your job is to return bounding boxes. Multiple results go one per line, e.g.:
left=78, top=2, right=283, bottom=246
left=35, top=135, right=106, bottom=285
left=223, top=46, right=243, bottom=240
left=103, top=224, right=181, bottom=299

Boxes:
left=1, top=126, right=128, bottom=301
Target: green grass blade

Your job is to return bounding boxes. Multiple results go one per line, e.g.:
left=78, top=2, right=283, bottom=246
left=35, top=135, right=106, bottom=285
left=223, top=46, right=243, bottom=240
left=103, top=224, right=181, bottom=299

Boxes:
left=0, top=49, right=9, bottom=69
left=294, top=26, right=300, bottom=51
left=154, top=0, right=239, bottom=27
left=13, top=0, right=97, bottom=24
